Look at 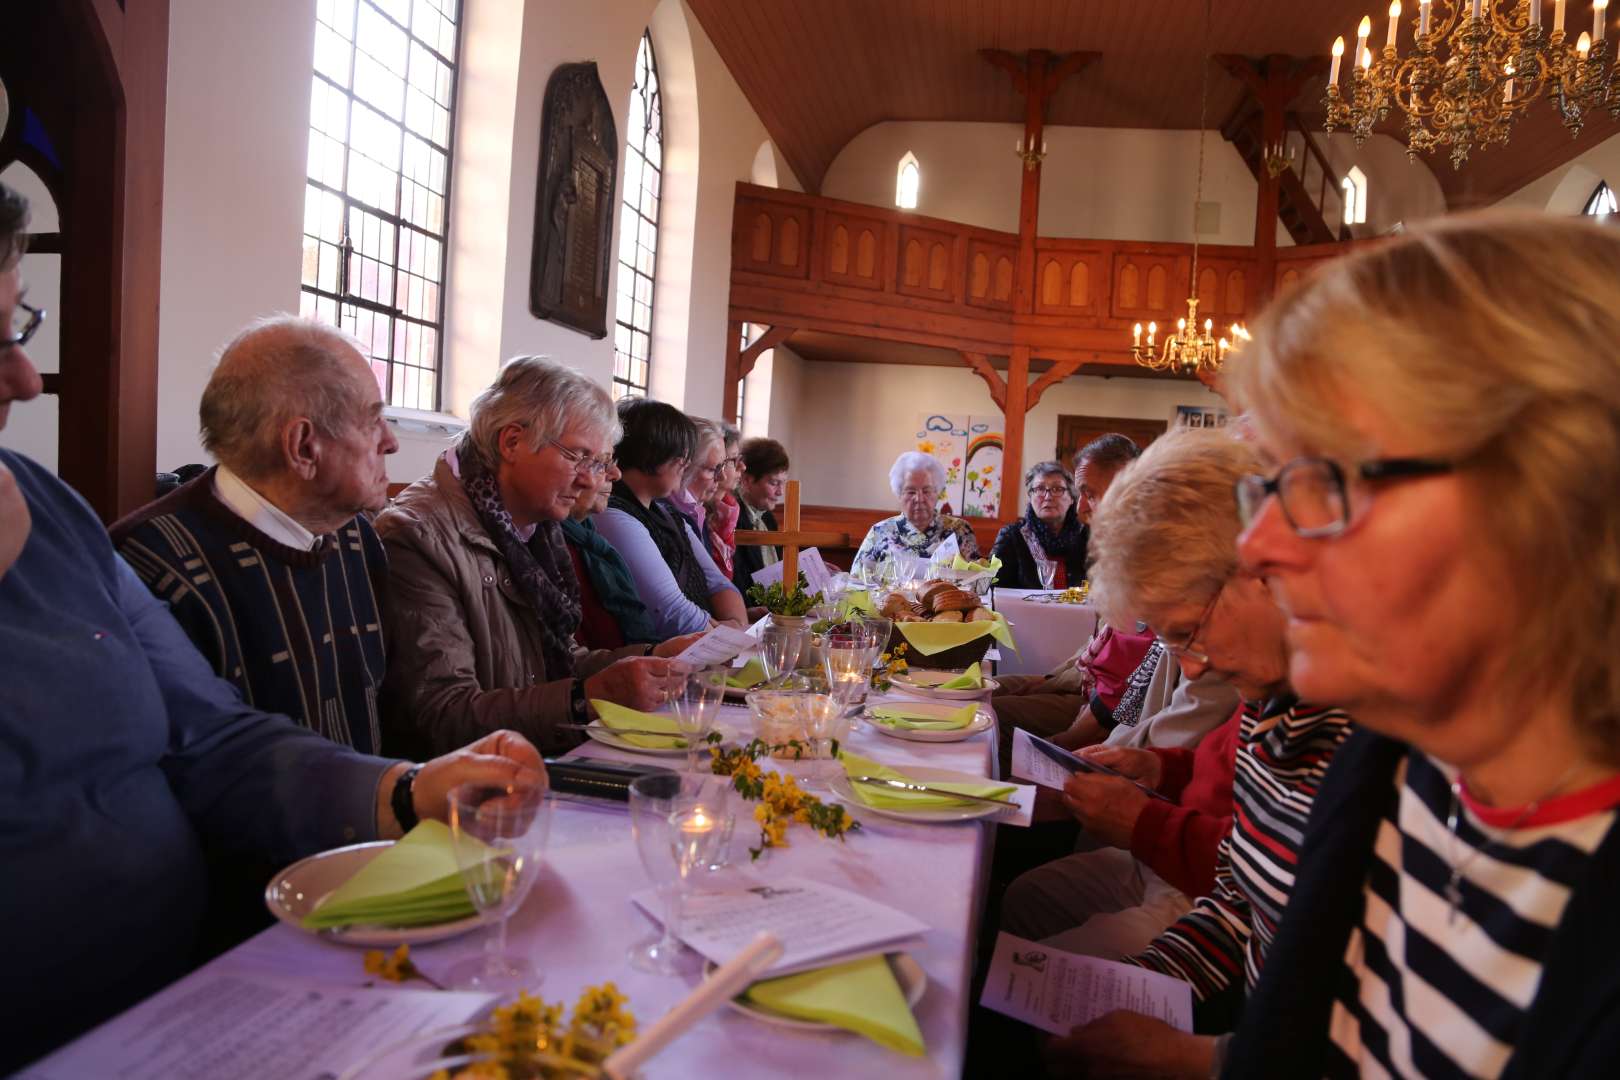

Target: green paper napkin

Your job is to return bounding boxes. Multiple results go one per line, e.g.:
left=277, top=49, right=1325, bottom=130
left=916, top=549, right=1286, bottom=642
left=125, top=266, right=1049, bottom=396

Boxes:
left=842, top=590, right=876, bottom=615
left=303, top=821, right=493, bottom=930
left=727, top=659, right=767, bottom=689
left=839, top=751, right=1015, bottom=809
left=895, top=611, right=1017, bottom=656
left=938, top=662, right=983, bottom=690
left=590, top=700, right=687, bottom=748
left=868, top=702, right=979, bottom=730
left=743, top=954, right=925, bottom=1056
left=950, top=554, right=1004, bottom=579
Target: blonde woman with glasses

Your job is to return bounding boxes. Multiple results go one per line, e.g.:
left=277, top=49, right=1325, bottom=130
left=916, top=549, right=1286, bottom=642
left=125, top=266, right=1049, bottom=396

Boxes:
left=1216, top=212, right=1620, bottom=1078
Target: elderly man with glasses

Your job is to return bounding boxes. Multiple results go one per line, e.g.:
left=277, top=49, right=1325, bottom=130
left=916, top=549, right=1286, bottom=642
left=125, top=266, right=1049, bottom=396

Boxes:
left=375, top=357, right=700, bottom=759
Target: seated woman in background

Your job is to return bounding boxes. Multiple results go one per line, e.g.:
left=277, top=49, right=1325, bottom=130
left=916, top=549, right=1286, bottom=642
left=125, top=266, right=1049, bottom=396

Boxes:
left=991, top=460, right=1087, bottom=589
left=1042, top=427, right=1353, bottom=1078
left=666, top=416, right=725, bottom=552
left=597, top=398, right=747, bottom=637
left=1216, top=213, right=1620, bottom=1078
left=704, top=420, right=743, bottom=581
left=561, top=454, right=658, bottom=650
left=731, top=435, right=789, bottom=593
left=852, top=450, right=979, bottom=577
left=377, top=358, right=695, bottom=758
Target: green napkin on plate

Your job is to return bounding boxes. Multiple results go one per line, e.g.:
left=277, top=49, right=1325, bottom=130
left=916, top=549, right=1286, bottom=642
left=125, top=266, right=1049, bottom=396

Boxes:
left=868, top=702, right=979, bottom=730
left=590, top=700, right=686, bottom=748
left=839, top=751, right=1015, bottom=809
left=938, top=662, right=982, bottom=690
left=727, top=659, right=767, bottom=689
left=303, top=821, right=495, bottom=930
left=743, top=954, right=925, bottom=1056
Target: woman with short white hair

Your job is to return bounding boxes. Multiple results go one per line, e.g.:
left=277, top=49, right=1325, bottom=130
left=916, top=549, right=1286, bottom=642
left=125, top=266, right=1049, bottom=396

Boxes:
left=376, top=356, right=699, bottom=759
left=851, top=449, right=979, bottom=576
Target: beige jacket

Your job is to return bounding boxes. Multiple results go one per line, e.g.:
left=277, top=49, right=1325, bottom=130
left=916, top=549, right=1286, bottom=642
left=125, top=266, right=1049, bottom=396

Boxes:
left=375, top=457, right=645, bottom=759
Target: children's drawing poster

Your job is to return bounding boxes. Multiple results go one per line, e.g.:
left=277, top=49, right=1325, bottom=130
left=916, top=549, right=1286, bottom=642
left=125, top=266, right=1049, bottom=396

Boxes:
left=914, top=414, right=1003, bottom=517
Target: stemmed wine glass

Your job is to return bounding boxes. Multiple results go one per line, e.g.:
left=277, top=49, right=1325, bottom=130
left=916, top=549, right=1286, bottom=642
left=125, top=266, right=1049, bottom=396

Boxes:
left=759, top=622, right=804, bottom=688
left=799, top=692, right=851, bottom=790
left=445, top=782, right=553, bottom=991
left=672, top=667, right=726, bottom=774
left=628, top=773, right=726, bottom=975
left=1037, top=560, right=1058, bottom=591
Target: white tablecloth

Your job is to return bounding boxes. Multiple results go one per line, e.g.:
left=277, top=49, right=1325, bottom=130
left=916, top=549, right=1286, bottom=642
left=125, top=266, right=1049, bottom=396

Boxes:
left=990, top=588, right=1099, bottom=677
left=121, top=698, right=999, bottom=1078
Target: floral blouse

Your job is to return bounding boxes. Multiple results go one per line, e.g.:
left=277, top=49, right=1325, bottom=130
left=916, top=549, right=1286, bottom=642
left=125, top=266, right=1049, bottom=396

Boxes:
left=852, top=513, right=980, bottom=576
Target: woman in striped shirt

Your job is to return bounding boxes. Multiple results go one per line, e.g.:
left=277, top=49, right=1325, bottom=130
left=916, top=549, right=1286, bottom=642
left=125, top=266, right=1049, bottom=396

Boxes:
left=1044, top=428, right=1355, bottom=1077
left=1220, top=212, right=1620, bottom=1078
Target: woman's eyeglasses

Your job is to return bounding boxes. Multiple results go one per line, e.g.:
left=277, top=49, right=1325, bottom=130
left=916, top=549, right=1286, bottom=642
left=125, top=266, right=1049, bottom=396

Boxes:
left=1235, top=455, right=1456, bottom=538
left=3, top=300, right=45, bottom=348
left=548, top=440, right=616, bottom=477
left=1028, top=485, right=1071, bottom=499
left=1155, top=581, right=1225, bottom=664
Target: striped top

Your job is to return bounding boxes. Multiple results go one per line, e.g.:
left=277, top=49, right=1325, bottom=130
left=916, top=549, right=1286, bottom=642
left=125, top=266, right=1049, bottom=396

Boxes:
left=1327, top=752, right=1620, bottom=1079
left=1130, top=697, right=1354, bottom=1000
left=110, top=469, right=389, bottom=756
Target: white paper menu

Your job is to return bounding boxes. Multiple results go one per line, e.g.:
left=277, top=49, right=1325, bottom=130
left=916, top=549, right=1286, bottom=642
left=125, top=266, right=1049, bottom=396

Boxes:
left=979, top=932, right=1193, bottom=1035
left=632, top=876, right=928, bottom=977
left=749, top=547, right=833, bottom=596
left=19, top=972, right=496, bottom=1080
left=671, top=623, right=758, bottom=668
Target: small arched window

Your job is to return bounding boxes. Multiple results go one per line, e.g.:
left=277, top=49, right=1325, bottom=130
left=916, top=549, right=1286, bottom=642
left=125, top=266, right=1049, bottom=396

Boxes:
left=896, top=152, right=920, bottom=210
left=1341, top=165, right=1368, bottom=226
left=613, top=30, right=662, bottom=400
left=1584, top=181, right=1616, bottom=218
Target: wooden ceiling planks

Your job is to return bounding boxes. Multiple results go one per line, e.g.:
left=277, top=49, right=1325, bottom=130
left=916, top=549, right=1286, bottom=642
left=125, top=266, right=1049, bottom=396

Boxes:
left=686, top=0, right=1617, bottom=203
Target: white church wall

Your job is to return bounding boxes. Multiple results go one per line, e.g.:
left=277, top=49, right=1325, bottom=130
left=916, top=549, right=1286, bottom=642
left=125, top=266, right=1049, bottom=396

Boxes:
left=785, top=360, right=1223, bottom=511
left=1498, top=130, right=1620, bottom=212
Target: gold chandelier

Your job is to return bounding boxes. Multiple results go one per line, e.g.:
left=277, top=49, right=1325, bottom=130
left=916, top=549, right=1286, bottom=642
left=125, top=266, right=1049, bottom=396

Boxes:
left=1325, top=1, right=1618, bottom=170
left=1130, top=0, right=1249, bottom=378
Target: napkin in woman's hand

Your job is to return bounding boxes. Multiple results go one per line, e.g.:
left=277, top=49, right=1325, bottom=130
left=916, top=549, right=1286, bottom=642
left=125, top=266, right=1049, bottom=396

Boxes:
left=937, top=663, right=982, bottom=690
left=839, top=751, right=1015, bottom=809
left=589, top=700, right=687, bottom=748
left=303, top=821, right=488, bottom=929
left=743, top=954, right=925, bottom=1055
left=867, top=702, right=979, bottom=730
left=726, top=659, right=767, bottom=689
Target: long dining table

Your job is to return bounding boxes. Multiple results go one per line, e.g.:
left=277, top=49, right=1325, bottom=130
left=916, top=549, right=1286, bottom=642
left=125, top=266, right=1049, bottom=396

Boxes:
left=37, top=695, right=1004, bottom=1078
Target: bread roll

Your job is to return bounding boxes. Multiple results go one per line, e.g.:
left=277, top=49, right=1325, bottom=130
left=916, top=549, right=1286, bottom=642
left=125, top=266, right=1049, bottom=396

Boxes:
left=930, top=610, right=964, bottom=623
left=933, top=589, right=979, bottom=613
left=968, top=607, right=995, bottom=622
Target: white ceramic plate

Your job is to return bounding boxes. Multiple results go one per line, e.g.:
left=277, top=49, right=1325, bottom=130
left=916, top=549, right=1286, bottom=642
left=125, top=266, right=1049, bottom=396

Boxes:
left=887, top=668, right=1001, bottom=701
left=709, top=953, right=927, bottom=1031
left=865, top=701, right=994, bottom=743
left=264, top=842, right=492, bottom=947
left=830, top=764, right=1013, bottom=823
left=585, top=722, right=735, bottom=756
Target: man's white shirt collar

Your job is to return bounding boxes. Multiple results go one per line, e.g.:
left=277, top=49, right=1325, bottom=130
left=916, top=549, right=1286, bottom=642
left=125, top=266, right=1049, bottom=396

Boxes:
left=213, top=465, right=321, bottom=551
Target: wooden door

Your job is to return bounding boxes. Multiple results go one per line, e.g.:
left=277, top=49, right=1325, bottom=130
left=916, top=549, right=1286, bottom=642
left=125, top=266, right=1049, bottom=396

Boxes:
left=1054, top=414, right=1168, bottom=470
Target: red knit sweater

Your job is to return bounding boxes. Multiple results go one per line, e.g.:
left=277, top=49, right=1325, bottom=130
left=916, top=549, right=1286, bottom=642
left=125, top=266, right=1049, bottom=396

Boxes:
left=1128, top=705, right=1242, bottom=897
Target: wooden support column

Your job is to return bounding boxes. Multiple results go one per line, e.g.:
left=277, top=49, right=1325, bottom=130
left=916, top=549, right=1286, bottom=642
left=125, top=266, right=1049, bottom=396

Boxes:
left=722, top=322, right=795, bottom=423
left=979, top=49, right=1098, bottom=518
left=959, top=351, right=1006, bottom=412
left=1215, top=54, right=1328, bottom=305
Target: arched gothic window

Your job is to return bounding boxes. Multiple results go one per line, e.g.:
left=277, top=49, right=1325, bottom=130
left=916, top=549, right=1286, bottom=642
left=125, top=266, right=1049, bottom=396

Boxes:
left=1341, top=165, right=1368, bottom=226
left=1584, top=181, right=1616, bottom=218
left=613, top=30, right=662, bottom=400
left=896, top=151, right=920, bottom=210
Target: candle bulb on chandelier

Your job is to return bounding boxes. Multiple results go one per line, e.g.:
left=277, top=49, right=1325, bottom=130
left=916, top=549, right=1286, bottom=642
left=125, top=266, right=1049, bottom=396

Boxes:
left=1133, top=323, right=1142, bottom=347
left=1556, top=0, right=1567, bottom=34
left=1177, top=317, right=1187, bottom=333
left=1471, top=0, right=1482, bottom=19
left=1596, top=0, right=1609, bottom=43
left=1579, top=29, right=1592, bottom=55
left=1388, top=1, right=1402, bottom=48
left=1361, top=45, right=1374, bottom=69
left=1330, top=35, right=1345, bottom=84
left=1530, top=0, right=1542, bottom=28
left=1420, top=0, right=1432, bottom=35
left=1204, top=318, right=1214, bottom=335
left=1147, top=321, right=1156, bottom=346
left=1357, top=14, right=1372, bottom=56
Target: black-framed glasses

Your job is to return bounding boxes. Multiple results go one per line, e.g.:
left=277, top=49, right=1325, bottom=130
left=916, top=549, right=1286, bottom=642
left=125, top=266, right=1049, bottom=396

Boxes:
left=3, top=300, right=45, bottom=348
left=1028, top=484, right=1071, bottom=499
left=1235, top=455, right=1456, bottom=539
left=547, top=439, right=615, bottom=477
left=1155, top=580, right=1225, bottom=664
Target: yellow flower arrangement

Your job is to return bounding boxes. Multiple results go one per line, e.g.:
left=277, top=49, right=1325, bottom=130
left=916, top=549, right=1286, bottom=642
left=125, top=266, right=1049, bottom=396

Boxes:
left=421, top=984, right=636, bottom=1080
left=710, top=738, right=860, bottom=859
left=362, top=943, right=443, bottom=989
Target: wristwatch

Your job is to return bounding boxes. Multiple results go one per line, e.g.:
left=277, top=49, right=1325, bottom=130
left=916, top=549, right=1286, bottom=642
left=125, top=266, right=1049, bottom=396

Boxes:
left=570, top=677, right=590, bottom=721
left=391, top=763, right=423, bottom=833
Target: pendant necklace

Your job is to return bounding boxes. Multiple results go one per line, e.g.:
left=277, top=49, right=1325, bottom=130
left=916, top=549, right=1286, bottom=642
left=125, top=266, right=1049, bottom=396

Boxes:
left=1443, top=764, right=1578, bottom=925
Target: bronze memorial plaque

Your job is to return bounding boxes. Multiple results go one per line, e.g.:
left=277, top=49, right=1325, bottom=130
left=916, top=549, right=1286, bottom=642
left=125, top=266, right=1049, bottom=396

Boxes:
left=530, top=62, right=617, bottom=338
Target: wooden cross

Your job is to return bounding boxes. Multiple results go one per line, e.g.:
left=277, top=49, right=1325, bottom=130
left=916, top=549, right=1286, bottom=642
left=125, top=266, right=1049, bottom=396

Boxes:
left=733, top=480, right=846, bottom=593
